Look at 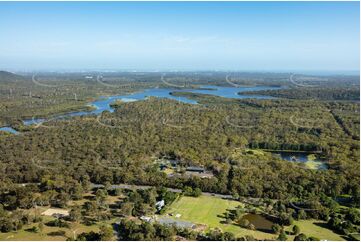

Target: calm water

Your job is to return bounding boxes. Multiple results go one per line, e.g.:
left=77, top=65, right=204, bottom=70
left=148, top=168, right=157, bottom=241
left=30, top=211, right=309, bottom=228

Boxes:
left=0, top=85, right=281, bottom=134
left=88, top=85, right=281, bottom=113
left=276, top=152, right=310, bottom=162
left=0, top=127, right=19, bottom=134
left=272, top=151, right=327, bottom=170
left=189, top=85, right=280, bottom=99
left=242, top=213, right=274, bottom=232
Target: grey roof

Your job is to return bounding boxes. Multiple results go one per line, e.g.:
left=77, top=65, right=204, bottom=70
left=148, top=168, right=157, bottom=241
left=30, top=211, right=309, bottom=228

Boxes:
left=186, top=166, right=205, bottom=172
left=158, top=218, right=195, bottom=229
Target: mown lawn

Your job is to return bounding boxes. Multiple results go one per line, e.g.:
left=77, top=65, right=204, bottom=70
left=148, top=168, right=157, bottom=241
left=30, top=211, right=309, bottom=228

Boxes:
left=162, top=196, right=346, bottom=241
left=161, top=195, right=277, bottom=240
left=285, top=219, right=346, bottom=241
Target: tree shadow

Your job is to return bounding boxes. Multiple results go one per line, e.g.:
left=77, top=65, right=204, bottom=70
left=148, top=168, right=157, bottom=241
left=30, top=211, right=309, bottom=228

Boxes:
left=220, top=220, right=230, bottom=224
left=84, top=195, right=95, bottom=200
left=47, top=230, right=66, bottom=237
left=257, top=228, right=273, bottom=234
left=217, top=211, right=229, bottom=219
left=109, top=203, right=119, bottom=209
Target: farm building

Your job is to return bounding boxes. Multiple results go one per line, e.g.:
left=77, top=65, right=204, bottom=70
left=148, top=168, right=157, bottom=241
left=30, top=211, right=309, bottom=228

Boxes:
left=158, top=218, right=196, bottom=229
left=186, top=166, right=205, bottom=173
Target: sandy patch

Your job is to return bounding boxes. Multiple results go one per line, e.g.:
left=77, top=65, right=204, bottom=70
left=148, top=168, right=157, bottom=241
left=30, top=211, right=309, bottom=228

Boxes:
left=41, top=208, right=69, bottom=217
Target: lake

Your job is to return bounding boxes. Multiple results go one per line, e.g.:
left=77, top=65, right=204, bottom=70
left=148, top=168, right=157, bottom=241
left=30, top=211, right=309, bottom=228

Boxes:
left=0, top=85, right=281, bottom=134
left=188, top=85, right=280, bottom=99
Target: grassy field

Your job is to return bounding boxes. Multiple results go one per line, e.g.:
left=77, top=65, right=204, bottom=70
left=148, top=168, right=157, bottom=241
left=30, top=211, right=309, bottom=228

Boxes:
left=303, top=160, right=327, bottom=170
left=0, top=215, right=106, bottom=241
left=162, top=195, right=345, bottom=241
left=245, top=148, right=266, bottom=156
left=0, top=194, right=123, bottom=241
left=285, top=219, right=345, bottom=241
left=0, top=194, right=346, bottom=241
left=161, top=195, right=277, bottom=240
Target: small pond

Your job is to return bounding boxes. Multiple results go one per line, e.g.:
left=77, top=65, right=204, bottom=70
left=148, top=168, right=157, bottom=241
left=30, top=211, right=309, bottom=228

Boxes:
left=242, top=213, right=274, bottom=232
left=272, top=151, right=327, bottom=170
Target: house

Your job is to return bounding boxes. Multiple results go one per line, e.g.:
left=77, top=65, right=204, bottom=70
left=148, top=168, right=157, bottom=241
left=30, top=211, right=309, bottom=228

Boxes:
left=140, top=216, right=153, bottom=222
left=155, top=200, right=165, bottom=210
left=186, top=166, right=205, bottom=173
left=185, top=166, right=214, bottom=179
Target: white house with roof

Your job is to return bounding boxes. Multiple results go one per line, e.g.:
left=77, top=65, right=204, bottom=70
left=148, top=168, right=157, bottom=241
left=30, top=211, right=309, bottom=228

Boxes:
left=155, top=200, right=165, bottom=210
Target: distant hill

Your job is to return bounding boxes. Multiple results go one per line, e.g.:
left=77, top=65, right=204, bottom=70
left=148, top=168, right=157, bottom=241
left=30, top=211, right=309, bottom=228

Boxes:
left=0, top=71, right=24, bottom=82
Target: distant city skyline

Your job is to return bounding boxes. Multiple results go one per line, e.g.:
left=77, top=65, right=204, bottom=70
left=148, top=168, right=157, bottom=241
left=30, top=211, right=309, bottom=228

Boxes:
left=0, top=2, right=359, bottom=71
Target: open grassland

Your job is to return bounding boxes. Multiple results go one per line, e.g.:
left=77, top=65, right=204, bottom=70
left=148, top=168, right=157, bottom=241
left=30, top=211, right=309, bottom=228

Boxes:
left=0, top=194, right=123, bottom=241
left=0, top=215, right=107, bottom=241
left=285, top=219, right=345, bottom=241
left=163, top=196, right=346, bottom=241
left=161, top=195, right=276, bottom=240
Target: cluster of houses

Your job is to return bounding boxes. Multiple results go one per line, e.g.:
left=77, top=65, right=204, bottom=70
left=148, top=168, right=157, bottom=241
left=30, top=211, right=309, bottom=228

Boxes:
left=184, top=166, right=214, bottom=179
left=156, top=157, right=214, bottom=179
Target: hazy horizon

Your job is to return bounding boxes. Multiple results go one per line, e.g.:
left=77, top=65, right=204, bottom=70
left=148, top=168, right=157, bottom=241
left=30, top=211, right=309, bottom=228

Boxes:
left=0, top=2, right=359, bottom=71
left=3, top=69, right=360, bottom=76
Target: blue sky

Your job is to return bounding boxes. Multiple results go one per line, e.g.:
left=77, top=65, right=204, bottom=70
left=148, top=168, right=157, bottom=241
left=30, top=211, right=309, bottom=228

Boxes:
left=0, top=2, right=359, bottom=71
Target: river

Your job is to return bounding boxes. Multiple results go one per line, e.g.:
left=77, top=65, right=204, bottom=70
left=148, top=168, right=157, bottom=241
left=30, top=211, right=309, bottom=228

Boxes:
left=0, top=85, right=281, bottom=134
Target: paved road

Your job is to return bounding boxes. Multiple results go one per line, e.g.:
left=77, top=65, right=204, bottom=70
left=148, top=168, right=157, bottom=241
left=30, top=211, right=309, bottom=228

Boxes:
left=91, top=183, right=234, bottom=199
left=20, top=182, right=233, bottom=199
